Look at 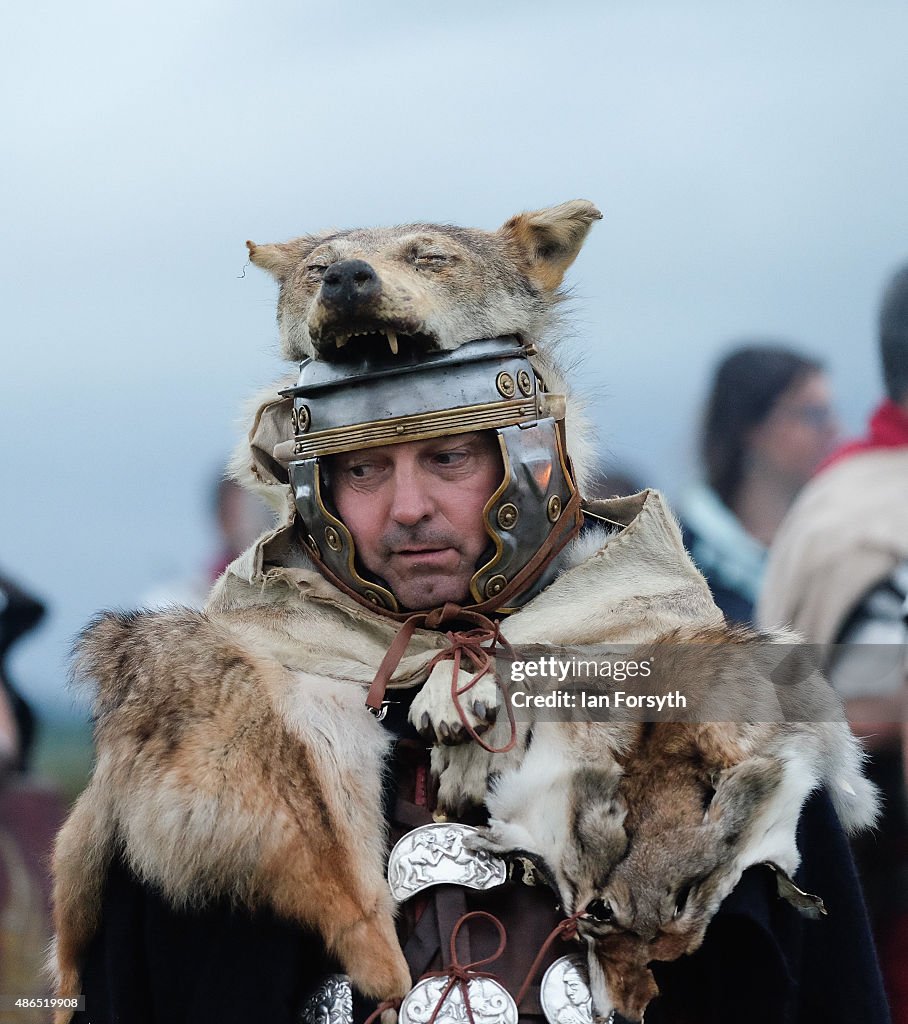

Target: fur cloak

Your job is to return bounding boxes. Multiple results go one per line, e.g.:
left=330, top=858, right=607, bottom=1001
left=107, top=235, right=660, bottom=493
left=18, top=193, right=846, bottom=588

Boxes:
left=51, top=475, right=878, bottom=1021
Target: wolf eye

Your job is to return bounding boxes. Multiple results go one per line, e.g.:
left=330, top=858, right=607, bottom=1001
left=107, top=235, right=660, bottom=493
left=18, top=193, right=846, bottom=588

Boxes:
left=413, top=252, right=451, bottom=267
left=306, top=264, right=330, bottom=279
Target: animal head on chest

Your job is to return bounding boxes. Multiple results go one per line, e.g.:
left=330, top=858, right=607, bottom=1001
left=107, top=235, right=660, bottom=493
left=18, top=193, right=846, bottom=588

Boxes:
left=483, top=707, right=803, bottom=1024
left=572, top=723, right=784, bottom=1022
left=246, top=200, right=602, bottom=361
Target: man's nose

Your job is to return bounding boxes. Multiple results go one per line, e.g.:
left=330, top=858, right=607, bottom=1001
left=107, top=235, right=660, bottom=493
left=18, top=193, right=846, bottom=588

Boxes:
left=320, top=259, right=381, bottom=314
left=389, top=465, right=435, bottom=526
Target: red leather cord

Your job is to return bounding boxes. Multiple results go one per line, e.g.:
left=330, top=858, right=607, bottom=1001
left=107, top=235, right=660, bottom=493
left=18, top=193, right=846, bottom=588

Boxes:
left=514, top=909, right=585, bottom=1008
left=419, top=911, right=509, bottom=1024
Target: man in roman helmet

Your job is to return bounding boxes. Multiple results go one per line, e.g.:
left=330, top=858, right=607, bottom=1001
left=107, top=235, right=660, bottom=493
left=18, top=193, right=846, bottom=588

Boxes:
left=53, top=203, right=887, bottom=1024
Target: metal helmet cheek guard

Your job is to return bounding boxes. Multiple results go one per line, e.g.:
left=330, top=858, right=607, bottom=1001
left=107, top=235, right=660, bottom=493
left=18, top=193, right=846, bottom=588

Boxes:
left=275, top=337, right=582, bottom=618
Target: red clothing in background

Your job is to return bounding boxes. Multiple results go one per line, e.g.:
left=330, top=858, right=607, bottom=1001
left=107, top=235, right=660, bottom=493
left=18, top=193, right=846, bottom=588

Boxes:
left=820, top=399, right=908, bottom=473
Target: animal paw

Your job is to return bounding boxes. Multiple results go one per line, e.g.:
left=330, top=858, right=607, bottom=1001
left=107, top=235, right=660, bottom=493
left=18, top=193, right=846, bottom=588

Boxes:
left=408, top=661, right=501, bottom=745
left=462, top=826, right=508, bottom=857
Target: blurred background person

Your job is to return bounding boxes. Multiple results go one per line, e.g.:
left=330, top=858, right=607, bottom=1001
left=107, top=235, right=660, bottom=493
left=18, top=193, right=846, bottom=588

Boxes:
left=0, top=570, right=64, bottom=1016
left=758, top=264, right=908, bottom=1022
left=680, top=343, right=839, bottom=624
left=142, top=470, right=273, bottom=610
left=0, top=571, right=45, bottom=773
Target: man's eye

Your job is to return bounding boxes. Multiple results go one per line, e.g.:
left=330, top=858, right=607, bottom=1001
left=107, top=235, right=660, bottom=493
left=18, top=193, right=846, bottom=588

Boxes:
left=433, top=450, right=467, bottom=467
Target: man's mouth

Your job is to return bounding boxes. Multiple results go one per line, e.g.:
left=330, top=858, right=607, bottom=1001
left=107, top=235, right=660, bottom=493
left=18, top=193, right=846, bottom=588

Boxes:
left=393, top=547, right=458, bottom=567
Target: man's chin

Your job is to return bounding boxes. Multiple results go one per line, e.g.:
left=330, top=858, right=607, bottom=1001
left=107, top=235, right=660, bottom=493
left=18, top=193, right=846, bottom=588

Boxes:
left=388, top=572, right=473, bottom=612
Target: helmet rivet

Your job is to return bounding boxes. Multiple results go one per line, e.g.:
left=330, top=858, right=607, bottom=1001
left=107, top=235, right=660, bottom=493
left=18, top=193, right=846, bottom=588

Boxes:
left=363, top=590, right=385, bottom=607
left=497, top=503, right=519, bottom=530
left=547, top=495, right=562, bottom=523
left=485, top=574, right=507, bottom=599
left=516, top=370, right=534, bottom=396
left=292, top=404, right=311, bottom=434
left=496, top=371, right=516, bottom=398
left=306, top=534, right=321, bottom=559
left=324, top=526, right=342, bottom=552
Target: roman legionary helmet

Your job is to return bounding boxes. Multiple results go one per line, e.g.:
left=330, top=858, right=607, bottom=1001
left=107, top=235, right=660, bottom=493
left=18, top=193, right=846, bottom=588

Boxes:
left=274, top=336, right=583, bottom=618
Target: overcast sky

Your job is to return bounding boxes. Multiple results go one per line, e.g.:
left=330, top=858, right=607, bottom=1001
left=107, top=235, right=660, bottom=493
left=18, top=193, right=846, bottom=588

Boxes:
left=3, top=0, right=908, bottom=712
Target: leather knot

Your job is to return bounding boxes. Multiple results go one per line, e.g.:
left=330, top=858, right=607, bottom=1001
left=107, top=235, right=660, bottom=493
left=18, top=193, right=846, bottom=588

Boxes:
left=421, top=911, right=508, bottom=1024
left=366, top=607, right=517, bottom=754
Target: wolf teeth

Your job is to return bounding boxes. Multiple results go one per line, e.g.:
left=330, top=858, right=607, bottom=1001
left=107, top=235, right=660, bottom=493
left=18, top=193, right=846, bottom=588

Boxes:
left=333, top=329, right=398, bottom=352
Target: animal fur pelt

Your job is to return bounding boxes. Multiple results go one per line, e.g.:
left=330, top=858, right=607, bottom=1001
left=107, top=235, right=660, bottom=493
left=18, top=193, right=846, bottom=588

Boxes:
left=53, top=609, right=409, bottom=1010
left=51, top=489, right=878, bottom=1024
left=465, top=632, right=879, bottom=1021
left=52, top=489, right=714, bottom=1016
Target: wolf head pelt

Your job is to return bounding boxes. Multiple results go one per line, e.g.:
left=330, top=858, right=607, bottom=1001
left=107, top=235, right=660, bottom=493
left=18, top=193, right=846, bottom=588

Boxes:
left=471, top=626, right=879, bottom=1023
left=243, top=200, right=603, bottom=497
left=51, top=609, right=411, bottom=1018
left=247, top=199, right=602, bottom=362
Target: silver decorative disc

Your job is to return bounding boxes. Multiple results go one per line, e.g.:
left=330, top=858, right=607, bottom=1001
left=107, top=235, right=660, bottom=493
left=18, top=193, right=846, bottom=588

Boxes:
left=387, top=823, right=507, bottom=901
left=300, top=973, right=353, bottom=1024
left=540, top=955, right=594, bottom=1024
left=399, top=974, right=518, bottom=1024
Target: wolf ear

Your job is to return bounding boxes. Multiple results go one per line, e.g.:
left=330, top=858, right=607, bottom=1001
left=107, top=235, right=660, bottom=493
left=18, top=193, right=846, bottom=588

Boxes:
left=499, top=199, right=602, bottom=291
left=246, top=237, right=319, bottom=283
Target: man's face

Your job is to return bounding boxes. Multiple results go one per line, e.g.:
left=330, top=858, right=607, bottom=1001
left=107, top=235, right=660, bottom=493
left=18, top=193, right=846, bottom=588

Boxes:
left=328, top=432, right=503, bottom=610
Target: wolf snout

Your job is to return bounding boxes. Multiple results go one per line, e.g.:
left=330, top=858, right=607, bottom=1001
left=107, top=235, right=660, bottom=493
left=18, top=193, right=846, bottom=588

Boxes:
left=320, top=258, right=381, bottom=313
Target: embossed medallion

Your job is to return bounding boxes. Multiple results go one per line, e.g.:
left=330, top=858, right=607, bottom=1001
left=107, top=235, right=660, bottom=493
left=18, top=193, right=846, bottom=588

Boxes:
left=540, top=955, right=594, bottom=1024
left=399, top=975, right=518, bottom=1024
left=387, top=823, right=507, bottom=902
left=300, top=974, right=353, bottom=1024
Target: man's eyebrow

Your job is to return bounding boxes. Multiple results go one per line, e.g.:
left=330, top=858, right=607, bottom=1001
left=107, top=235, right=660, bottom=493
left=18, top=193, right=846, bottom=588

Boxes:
left=329, top=451, right=372, bottom=473
left=336, top=450, right=380, bottom=465
left=429, top=433, right=483, bottom=449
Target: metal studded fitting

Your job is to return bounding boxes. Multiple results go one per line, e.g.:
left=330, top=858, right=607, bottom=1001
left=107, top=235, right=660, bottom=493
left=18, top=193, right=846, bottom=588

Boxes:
left=291, top=405, right=311, bottom=434
left=324, top=526, right=342, bottom=552
left=497, top=503, right=519, bottom=530
left=363, top=590, right=385, bottom=607
left=485, top=574, right=507, bottom=599
left=496, top=371, right=516, bottom=398
left=516, top=370, right=534, bottom=396
left=547, top=495, right=562, bottom=523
